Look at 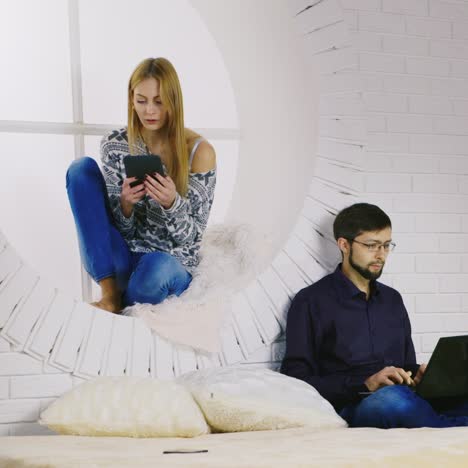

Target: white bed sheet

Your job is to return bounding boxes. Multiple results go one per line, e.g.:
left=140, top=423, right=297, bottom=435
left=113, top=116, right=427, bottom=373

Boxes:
left=1, top=426, right=468, bottom=467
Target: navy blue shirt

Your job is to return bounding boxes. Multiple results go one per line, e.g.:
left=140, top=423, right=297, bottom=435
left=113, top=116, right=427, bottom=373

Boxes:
left=280, top=265, right=419, bottom=411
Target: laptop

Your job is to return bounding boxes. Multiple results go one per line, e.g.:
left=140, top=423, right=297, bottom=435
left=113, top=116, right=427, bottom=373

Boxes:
left=359, top=335, right=468, bottom=400
left=416, top=335, right=468, bottom=399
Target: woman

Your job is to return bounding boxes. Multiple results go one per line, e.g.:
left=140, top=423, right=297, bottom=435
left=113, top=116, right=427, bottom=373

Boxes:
left=66, top=57, right=216, bottom=313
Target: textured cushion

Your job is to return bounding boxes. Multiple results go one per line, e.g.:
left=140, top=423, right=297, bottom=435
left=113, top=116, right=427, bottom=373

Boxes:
left=39, top=376, right=209, bottom=437
left=178, top=366, right=347, bottom=432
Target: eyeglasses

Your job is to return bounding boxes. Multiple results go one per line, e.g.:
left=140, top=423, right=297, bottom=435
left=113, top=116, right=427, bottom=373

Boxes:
left=347, top=238, right=396, bottom=253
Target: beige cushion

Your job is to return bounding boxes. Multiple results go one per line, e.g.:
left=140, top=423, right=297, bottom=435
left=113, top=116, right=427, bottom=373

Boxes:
left=178, top=366, right=347, bottom=433
left=39, top=376, right=209, bottom=437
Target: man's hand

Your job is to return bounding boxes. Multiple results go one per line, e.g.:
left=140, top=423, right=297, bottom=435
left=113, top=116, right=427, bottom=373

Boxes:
left=364, top=366, right=414, bottom=392
left=413, top=363, right=427, bottom=385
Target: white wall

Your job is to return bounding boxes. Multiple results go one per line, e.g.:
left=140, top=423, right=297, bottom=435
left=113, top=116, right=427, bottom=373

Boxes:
left=194, top=0, right=318, bottom=254
left=246, top=0, right=468, bottom=372
left=340, top=0, right=468, bottom=362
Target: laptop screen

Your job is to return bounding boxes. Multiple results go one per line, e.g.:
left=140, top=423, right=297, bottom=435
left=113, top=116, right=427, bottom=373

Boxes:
left=416, top=335, right=468, bottom=400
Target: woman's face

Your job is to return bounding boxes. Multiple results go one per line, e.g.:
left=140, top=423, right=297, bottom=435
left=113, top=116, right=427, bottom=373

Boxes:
left=132, top=77, right=168, bottom=131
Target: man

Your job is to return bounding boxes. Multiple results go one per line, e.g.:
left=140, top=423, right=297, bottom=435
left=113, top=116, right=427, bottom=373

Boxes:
left=281, top=203, right=468, bottom=428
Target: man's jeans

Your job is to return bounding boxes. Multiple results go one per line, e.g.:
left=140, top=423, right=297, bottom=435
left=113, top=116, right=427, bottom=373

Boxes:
left=340, top=385, right=468, bottom=428
left=66, top=157, right=192, bottom=307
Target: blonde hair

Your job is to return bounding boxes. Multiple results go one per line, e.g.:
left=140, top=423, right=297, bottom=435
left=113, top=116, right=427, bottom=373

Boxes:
left=128, top=57, right=194, bottom=196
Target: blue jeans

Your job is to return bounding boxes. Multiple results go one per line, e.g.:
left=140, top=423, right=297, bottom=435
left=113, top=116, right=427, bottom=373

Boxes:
left=66, top=157, right=192, bottom=307
left=340, top=385, right=468, bottom=428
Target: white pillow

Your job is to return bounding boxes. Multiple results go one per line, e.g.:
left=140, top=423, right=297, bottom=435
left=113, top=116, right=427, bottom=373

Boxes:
left=177, top=366, right=347, bottom=433
left=39, top=376, right=209, bottom=437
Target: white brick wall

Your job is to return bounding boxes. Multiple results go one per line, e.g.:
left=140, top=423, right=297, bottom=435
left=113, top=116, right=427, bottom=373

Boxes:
left=415, top=214, right=462, bottom=232
left=432, top=77, right=468, bottom=97
left=0, top=338, right=10, bottom=353
left=415, top=293, right=461, bottom=313
left=391, top=155, right=438, bottom=173
left=0, top=378, right=9, bottom=400
left=385, top=254, right=415, bottom=273
left=430, top=0, right=468, bottom=20
left=364, top=93, right=408, bottom=112
left=454, top=100, right=468, bottom=115
left=0, top=400, right=41, bottom=424
left=383, top=75, right=431, bottom=94
left=453, top=21, right=468, bottom=40
left=407, top=57, right=451, bottom=76
left=411, top=135, right=468, bottom=155
left=359, top=12, right=406, bottom=34
left=367, top=132, right=409, bottom=152
left=409, top=95, right=453, bottom=114
left=405, top=16, right=451, bottom=39
left=452, top=60, right=468, bottom=78
left=431, top=39, right=468, bottom=60
left=382, top=35, right=429, bottom=56
left=365, top=173, right=412, bottom=192
left=383, top=0, right=429, bottom=16
left=416, top=254, right=462, bottom=272
left=412, top=174, right=458, bottom=193
left=342, top=0, right=468, bottom=364
left=360, top=52, right=406, bottom=73
left=390, top=213, right=416, bottom=232
left=10, top=375, right=73, bottom=399
left=387, top=115, right=433, bottom=134
left=0, top=353, right=43, bottom=376
left=434, top=116, right=468, bottom=134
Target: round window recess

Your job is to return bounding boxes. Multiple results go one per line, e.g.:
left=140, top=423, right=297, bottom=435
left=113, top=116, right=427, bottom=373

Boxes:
left=0, top=0, right=322, bottom=378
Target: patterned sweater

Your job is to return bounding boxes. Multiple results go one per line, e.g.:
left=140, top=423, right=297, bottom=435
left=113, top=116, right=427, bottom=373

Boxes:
left=100, top=128, right=216, bottom=273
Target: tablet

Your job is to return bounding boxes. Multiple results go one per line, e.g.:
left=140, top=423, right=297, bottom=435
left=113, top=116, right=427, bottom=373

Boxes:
left=123, top=155, right=165, bottom=187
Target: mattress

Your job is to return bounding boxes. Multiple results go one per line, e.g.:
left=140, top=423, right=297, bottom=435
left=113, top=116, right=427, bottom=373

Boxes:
left=1, top=426, right=468, bottom=468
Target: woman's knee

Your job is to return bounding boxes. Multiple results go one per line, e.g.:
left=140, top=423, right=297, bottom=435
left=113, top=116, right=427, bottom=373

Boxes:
left=139, top=252, right=188, bottom=281
left=66, top=157, right=100, bottom=186
left=125, top=252, right=191, bottom=305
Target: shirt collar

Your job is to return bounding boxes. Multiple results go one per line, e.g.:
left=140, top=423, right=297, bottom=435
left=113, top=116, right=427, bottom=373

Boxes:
left=332, top=264, right=380, bottom=299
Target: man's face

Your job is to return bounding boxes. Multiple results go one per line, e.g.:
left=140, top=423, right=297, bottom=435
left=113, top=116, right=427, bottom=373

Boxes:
left=346, top=227, right=392, bottom=281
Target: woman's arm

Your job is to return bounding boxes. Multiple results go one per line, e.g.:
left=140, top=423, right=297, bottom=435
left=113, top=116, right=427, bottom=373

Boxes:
left=100, top=135, right=137, bottom=239
left=146, top=141, right=216, bottom=246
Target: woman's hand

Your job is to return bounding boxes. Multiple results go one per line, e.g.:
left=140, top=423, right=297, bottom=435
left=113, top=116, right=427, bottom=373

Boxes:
left=144, top=172, right=177, bottom=209
left=120, top=177, right=145, bottom=217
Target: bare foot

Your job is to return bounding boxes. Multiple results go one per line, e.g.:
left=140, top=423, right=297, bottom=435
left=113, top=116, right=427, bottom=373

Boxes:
left=91, top=297, right=122, bottom=314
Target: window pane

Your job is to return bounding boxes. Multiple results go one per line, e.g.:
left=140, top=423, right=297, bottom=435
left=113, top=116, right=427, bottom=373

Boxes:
left=79, top=0, right=238, bottom=128
left=0, top=0, right=73, bottom=122
left=84, top=135, right=238, bottom=225
left=0, top=134, right=81, bottom=298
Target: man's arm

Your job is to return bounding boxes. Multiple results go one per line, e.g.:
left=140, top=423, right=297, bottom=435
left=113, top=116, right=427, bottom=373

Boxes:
left=364, top=293, right=419, bottom=391
left=280, top=291, right=368, bottom=407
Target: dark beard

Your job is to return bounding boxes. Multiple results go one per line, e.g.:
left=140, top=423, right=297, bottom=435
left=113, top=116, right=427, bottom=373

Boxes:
left=349, top=248, right=384, bottom=281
